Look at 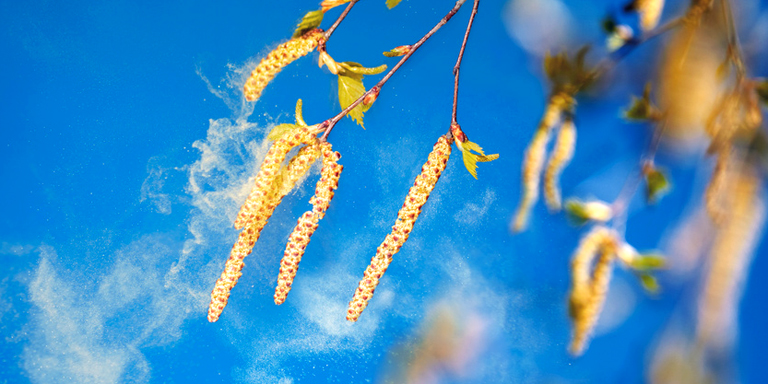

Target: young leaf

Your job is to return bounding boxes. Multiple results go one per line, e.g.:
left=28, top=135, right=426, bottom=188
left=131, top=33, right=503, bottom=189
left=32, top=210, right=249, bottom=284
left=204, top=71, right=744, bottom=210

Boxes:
left=459, top=140, right=499, bottom=179
left=293, top=10, right=324, bottom=38
left=630, top=253, right=666, bottom=270
left=386, top=0, right=402, bottom=9
left=756, top=80, right=768, bottom=106
left=564, top=199, right=590, bottom=226
left=321, top=0, right=351, bottom=12
left=383, top=45, right=411, bottom=57
left=268, top=123, right=298, bottom=141
left=624, top=83, right=655, bottom=121
left=639, top=273, right=660, bottom=294
left=338, top=61, right=387, bottom=76
left=645, top=167, right=670, bottom=203
left=338, top=74, right=367, bottom=127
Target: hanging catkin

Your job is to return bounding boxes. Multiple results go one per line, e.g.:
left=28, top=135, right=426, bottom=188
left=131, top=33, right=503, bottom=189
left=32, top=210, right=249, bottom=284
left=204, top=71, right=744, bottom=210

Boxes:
left=543, top=116, right=576, bottom=211
left=512, top=95, right=566, bottom=232
left=275, top=143, right=343, bottom=305
left=235, top=126, right=317, bottom=230
left=243, top=29, right=325, bottom=102
left=208, top=128, right=319, bottom=322
left=568, top=226, right=617, bottom=356
left=346, top=136, right=452, bottom=322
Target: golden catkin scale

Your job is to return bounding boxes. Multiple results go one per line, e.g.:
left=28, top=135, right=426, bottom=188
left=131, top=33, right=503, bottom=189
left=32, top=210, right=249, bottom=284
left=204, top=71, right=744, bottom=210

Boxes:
left=512, top=97, right=564, bottom=232
left=568, top=226, right=616, bottom=356
left=208, top=132, right=320, bottom=322
left=274, top=143, right=343, bottom=305
left=346, top=136, right=452, bottom=322
left=235, top=126, right=317, bottom=230
left=243, top=29, right=325, bottom=102
left=543, top=117, right=576, bottom=212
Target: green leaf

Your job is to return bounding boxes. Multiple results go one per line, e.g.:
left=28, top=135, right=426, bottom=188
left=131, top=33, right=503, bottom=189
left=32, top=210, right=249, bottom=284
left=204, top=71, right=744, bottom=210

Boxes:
left=631, top=253, right=666, bottom=271
left=460, top=140, right=499, bottom=179
left=293, top=10, right=324, bottom=38
left=639, top=273, right=660, bottom=294
left=268, top=123, right=298, bottom=141
left=383, top=45, right=410, bottom=57
left=564, top=199, right=589, bottom=226
left=338, top=74, right=367, bottom=127
left=645, top=167, right=670, bottom=203
left=386, top=0, right=402, bottom=9
left=338, top=61, right=387, bottom=76
left=624, top=83, right=655, bottom=121
left=294, top=99, right=306, bottom=126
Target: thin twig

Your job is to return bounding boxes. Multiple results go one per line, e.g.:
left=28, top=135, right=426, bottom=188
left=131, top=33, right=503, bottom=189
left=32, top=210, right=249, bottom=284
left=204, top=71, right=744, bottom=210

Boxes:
left=452, top=0, right=479, bottom=125
left=321, top=0, right=470, bottom=141
left=324, top=0, right=359, bottom=40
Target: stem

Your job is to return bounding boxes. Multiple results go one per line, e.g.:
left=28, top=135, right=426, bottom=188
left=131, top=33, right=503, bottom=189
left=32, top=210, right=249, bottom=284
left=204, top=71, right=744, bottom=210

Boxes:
left=452, top=0, right=479, bottom=125
left=321, top=0, right=470, bottom=141
left=324, top=0, right=358, bottom=40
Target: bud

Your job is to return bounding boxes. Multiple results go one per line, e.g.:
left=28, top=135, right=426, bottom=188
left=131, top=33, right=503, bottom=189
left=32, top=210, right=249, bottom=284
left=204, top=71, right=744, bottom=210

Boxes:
left=363, top=86, right=380, bottom=106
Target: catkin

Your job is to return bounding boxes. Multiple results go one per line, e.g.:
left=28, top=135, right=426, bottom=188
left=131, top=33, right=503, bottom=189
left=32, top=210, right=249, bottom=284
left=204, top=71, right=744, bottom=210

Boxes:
left=636, top=0, right=665, bottom=32
left=697, top=167, right=763, bottom=352
left=208, top=131, right=319, bottom=322
left=543, top=117, right=576, bottom=212
left=235, top=126, right=317, bottom=230
left=568, top=226, right=616, bottom=356
left=243, top=29, right=325, bottom=102
left=512, top=96, right=565, bottom=232
left=346, top=136, right=452, bottom=322
left=274, top=143, right=343, bottom=305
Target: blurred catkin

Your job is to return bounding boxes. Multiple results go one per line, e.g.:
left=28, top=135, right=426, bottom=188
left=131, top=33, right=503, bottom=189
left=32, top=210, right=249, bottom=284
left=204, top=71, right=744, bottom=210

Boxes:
left=568, top=226, right=617, bottom=355
left=347, top=136, right=452, bottom=322
left=243, top=29, right=325, bottom=102
left=275, top=143, right=343, bottom=305
left=544, top=116, right=576, bottom=211
left=512, top=95, right=568, bottom=231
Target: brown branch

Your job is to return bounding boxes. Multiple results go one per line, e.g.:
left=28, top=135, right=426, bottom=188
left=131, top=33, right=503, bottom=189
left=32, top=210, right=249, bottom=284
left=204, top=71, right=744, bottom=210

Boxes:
left=452, top=0, right=479, bottom=125
left=321, top=0, right=470, bottom=141
left=324, top=0, right=359, bottom=40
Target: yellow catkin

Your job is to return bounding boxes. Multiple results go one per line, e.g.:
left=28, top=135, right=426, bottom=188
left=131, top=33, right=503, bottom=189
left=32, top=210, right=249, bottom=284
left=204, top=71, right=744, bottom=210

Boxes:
left=346, top=136, right=453, bottom=322
left=636, top=0, right=665, bottom=32
left=274, top=143, right=343, bottom=305
left=243, top=29, right=325, bottom=102
left=208, top=132, right=319, bottom=322
left=697, top=167, right=763, bottom=352
left=234, top=126, right=317, bottom=230
left=568, top=226, right=616, bottom=356
left=543, top=117, right=576, bottom=212
left=512, top=97, right=565, bottom=232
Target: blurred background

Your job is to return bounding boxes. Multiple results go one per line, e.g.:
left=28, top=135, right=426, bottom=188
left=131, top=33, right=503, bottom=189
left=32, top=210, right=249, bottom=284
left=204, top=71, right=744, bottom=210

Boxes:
left=1, top=0, right=767, bottom=382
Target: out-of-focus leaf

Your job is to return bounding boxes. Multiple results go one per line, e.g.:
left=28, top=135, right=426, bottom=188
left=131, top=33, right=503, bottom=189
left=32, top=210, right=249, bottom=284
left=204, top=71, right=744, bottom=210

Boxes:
left=631, top=253, right=666, bottom=270
left=293, top=10, right=324, bottom=38
left=756, top=80, right=768, bottom=105
left=624, top=83, right=656, bottom=121
left=645, top=167, right=670, bottom=203
left=564, top=199, right=589, bottom=226
left=268, top=123, right=297, bottom=141
left=338, top=61, right=387, bottom=76
left=639, top=273, right=660, bottom=294
left=386, top=0, right=402, bottom=9
left=338, top=74, right=367, bottom=127
left=602, top=15, right=618, bottom=33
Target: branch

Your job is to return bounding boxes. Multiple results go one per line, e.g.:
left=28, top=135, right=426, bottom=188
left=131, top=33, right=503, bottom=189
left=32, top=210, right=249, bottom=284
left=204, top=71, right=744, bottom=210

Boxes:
left=321, top=0, right=470, bottom=141
left=452, top=0, right=479, bottom=125
left=324, top=0, right=359, bottom=40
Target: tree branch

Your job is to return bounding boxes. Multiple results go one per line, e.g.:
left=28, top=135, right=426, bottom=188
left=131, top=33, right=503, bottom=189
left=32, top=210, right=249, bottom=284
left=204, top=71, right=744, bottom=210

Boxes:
left=324, top=0, right=359, bottom=40
left=452, top=0, right=479, bottom=125
left=321, top=0, right=470, bottom=141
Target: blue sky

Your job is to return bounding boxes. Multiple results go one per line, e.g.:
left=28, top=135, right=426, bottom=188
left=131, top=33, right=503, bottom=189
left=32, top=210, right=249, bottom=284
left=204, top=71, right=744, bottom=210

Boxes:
left=2, top=0, right=768, bottom=383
